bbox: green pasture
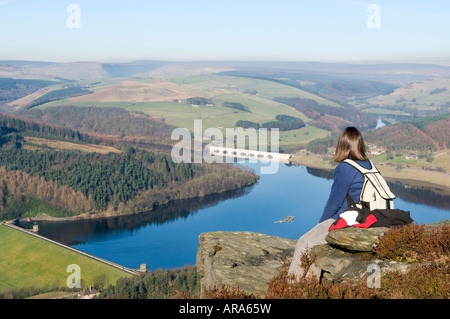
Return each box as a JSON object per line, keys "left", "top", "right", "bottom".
{"left": 35, "top": 74, "right": 341, "bottom": 151}
{"left": 168, "top": 75, "right": 342, "bottom": 107}
{"left": 278, "top": 125, "right": 330, "bottom": 152}
{"left": 37, "top": 74, "right": 339, "bottom": 128}
{"left": 0, "top": 224, "right": 133, "bottom": 293}
{"left": 363, "top": 77, "right": 450, "bottom": 110}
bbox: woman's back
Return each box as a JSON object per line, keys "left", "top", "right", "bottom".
{"left": 319, "top": 159, "right": 371, "bottom": 222}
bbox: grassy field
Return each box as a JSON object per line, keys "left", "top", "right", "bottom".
{"left": 38, "top": 74, "right": 326, "bottom": 126}
{"left": 168, "top": 75, "right": 342, "bottom": 107}
{"left": 366, "top": 77, "right": 450, "bottom": 107}
{"left": 278, "top": 126, "right": 330, "bottom": 152}
{"left": 124, "top": 96, "right": 309, "bottom": 131}
{"left": 360, "top": 77, "right": 450, "bottom": 118}
{"left": 23, "top": 136, "right": 121, "bottom": 154}
{"left": 33, "top": 74, "right": 338, "bottom": 151}
{"left": 0, "top": 224, "right": 134, "bottom": 293}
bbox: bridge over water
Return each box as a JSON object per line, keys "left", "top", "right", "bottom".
{"left": 206, "top": 145, "right": 291, "bottom": 163}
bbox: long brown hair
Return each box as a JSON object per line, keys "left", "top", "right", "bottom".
{"left": 334, "top": 127, "right": 368, "bottom": 163}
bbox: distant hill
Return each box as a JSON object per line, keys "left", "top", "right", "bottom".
{"left": 16, "top": 105, "right": 177, "bottom": 146}
{"left": 101, "top": 60, "right": 170, "bottom": 77}
{"left": 364, "top": 113, "right": 450, "bottom": 151}
{"left": 2, "top": 59, "right": 450, "bottom": 82}
{"left": 0, "top": 113, "right": 259, "bottom": 220}
{"left": 0, "top": 78, "right": 58, "bottom": 112}
{"left": 273, "top": 96, "right": 376, "bottom": 134}
{"left": 0, "top": 61, "right": 108, "bottom": 82}
{"left": 220, "top": 70, "right": 400, "bottom": 101}
{"left": 134, "top": 63, "right": 234, "bottom": 78}
{"left": 2, "top": 59, "right": 450, "bottom": 154}
{"left": 0, "top": 60, "right": 227, "bottom": 81}
{"left": 360, "top": 77, "right": 450, "bottom": 121}
{"left": 306, "top": 113, "right": 449, "bottom": 155}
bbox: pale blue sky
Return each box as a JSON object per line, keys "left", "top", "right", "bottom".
{"left": 1, "top": 0, "right": 449, "bottom": 63}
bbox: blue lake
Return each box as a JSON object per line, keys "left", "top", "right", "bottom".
{"left": 34, "top": 161, "right": 449, "bottom": 271}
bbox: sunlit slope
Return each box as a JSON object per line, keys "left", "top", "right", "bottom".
{"left": 168, "top": 75, "right": 342, "bottom": 106}
{"left": 0, "top": 224, "right": 133, "bottom": 292}
{"left": 360, "top": 77, "right": 450, "bottom": 119}
{"left": 30, "top": 75, "right": 337, "bottom": 150}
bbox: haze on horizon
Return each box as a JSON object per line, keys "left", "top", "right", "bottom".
{"left": 1, "top": 0, "right": 449, "bottom": 65}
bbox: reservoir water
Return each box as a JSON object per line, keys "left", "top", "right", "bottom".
{"left": 32, "top": 161, "right": 449, "bottom": 271}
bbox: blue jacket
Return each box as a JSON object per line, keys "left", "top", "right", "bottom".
{"left": 319, "top": 159, "right": 372, "bottom": 223}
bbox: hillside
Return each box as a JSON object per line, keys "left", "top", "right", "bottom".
{"left": 303, "top": 113, "right": 449, "bottom": 155}
{"left": 359, "top": 77, "right": 450, "bottom": 122}
{"left": 4, "top": 59, "right": 449, "bottom": 80}
{"left": 221, "top": 70, "right": 400, "bottom": 101}
{"left": 0, "top": 60, "right": 449, "bottom": 302}
{"left": 0, "top": 223, "right": 134, "bottom": 295}
{"left": 273, "top": 96, "right": 375, "bottom": 134}
{"left": 364, "top": 113, "right": 450, "bottom": 152}
{"left": 0, "top": 60, "right": 231, "bottom": 82}
{"left": 0, "top": 78, "right": 59, "bottom": 112}
{"left": 289, "top": 112, "right": 450, "bottom": 191}
{"left": 2, "top": 60, "right": 449, "bottom": 156}
{"left": 16, "top": 105, "right": 177, "bottom": 148}
{"left": 0, "top": 61, "right": 110, "bottom": 82}
{"left": 0, "top": 114, "right": 259, "bottom": 221}
{"left": 8, "top": 74, "right": 378, "bottom": 152}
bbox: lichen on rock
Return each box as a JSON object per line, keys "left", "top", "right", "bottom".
{"left": 196, "top": 227, "right": 420, "bottom": 297}
{"left": 196, "top": 231, "right": 296, "bottom": 296}
{"left": 325, "top": 227, "right": 390, "bottom": 252}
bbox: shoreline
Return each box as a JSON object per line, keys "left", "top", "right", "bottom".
{"left": 12, "top": 155, "right": 450, "bottom": 224}
{"left": 289, "top": 153, "right": 450, "bottom": 192}
{"left": 15, "top": 178, "right": 259, "bottom": 224}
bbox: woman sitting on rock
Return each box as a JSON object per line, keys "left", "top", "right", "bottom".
{"left": 288, "top": 126, "right": 372, "bottom": 280}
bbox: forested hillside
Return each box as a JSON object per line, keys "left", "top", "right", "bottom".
{"left": 273, "top": 97, "right": 376, "bottom": 134}
{"left": 16, "top": 105, "right": 176, "bottom": 145}
{"left": 0, "top": 78, "right": 58, "bottom": 111}
{"left": 0, "top": 112, "right": 98, "bottom": 144}
{"left": 26, "top": 87, "right": 93, "bottom": 108}
{"left": 306, "top": 113, "right": 449, "bottom": 154}
{"left": 0, "top": 114, "right": 259, "bottom": 221}
{"left": 364, "top": 113, "right": 450, "bottom": 151}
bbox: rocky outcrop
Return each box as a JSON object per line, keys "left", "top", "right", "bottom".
{"left": 325, "top": 227, "right": 390, "bottom": 252}
{"left": 307, "top": 242, "right": 414, "bottom": 283}
{"left": 307, "top": 227, "right": 415, "bottom": 282}
{"left": 196, "top": 227, "right": 417, "bottom": 296}
{"left": 196, "top": 231, "right": 296, "bottom": 296}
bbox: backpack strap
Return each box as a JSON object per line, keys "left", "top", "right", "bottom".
{"left": 346, "top": 193, "right": 370, "bottom": 211}
{"left": 346, "top": 193, "right": 357, "bottom": 207}
{"left": 343, "top": 159, "right": 378, "bottom": 174}
{"left": 343, "top": 159, "right": 396, "bottom": 201}
{"left": 343, "top": 159, "right": 366, "bottom": 209}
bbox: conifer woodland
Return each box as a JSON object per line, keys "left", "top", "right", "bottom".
{"left": 0, "top": 113, "right": 258, "bottom": 220}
